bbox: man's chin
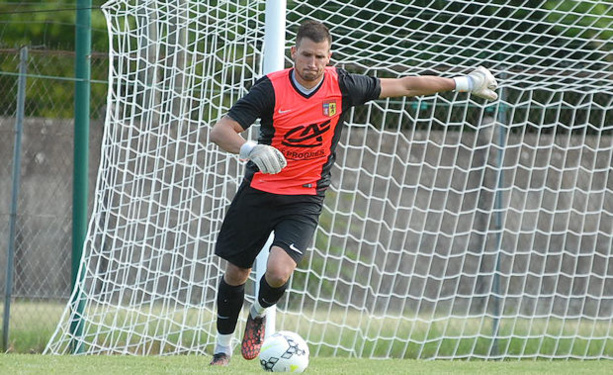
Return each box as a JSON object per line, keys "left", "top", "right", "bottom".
{"left": 301, "top": 73, "right": 320, "bottom": 81}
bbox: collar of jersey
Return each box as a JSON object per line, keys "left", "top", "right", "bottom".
{"left": 289, "top": 68, "right": 325, "bottom": 99}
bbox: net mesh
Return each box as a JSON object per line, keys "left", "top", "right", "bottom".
{"left": 46, "top": 0, "right": 613, "bottom": 359}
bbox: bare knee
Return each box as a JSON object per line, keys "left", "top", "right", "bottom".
{"left": 265, "top": 246, "right": 297, "bottom": 288}
{"left": 224, "top": 262, "right": 250, "bottom": 286}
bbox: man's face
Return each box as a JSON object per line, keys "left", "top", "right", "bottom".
{"left": 291, "top": 37, "right": 332, "bottom": 85}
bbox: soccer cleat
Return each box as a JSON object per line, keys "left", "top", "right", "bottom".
{"left": 241, "top": 314, "right": 266, "bottom": 360}
{"left": 209, "top": 353, "right": 230, "bottom": 366}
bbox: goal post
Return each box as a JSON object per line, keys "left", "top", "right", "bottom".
{"left": 46, "top": 0, "right": 613, "bottom": 359}
{"left": 255, "top": 0, "right": 288, "bottom": 339}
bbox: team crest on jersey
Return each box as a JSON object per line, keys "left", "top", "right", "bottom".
{"left": 322, "top": 100, "right": 337, "bottom": 117}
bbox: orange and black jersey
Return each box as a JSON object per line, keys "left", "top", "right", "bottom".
{"left": 228, "top": 66, "right": 381, "bottom": 196}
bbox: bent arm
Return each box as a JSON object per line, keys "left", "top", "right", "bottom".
{"left": 379, "top": 76, "right": 455, "bottom": 99}
{"left": 209, "top": 115, "right": 246, "bottom": 154}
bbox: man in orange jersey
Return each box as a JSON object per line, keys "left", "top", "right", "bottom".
{"left": 208, "top": 20, "right": 498, "bottom": 366}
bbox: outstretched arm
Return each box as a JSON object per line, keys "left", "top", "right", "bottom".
{"left": 379, "top": 66, "right": 498, "bottom": 101}
{"left": 379, "top": 76, "right": 455, "bottom": 98}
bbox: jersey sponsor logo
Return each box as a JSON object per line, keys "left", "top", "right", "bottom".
{"left": 284, "top": 149, "right": 326, "bottom": 160}
{"left": 282, "top": 120, "right": 331, "bottom": 148}
{"left": 278, "top": 109, "right": 292, "bottom": 114}
{"left": 322, "top": 100, "right": 337, "bottom": 117}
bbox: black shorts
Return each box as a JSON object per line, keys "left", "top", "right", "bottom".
{"left": 215, "top": 181, "right": 324, "bottom": 269}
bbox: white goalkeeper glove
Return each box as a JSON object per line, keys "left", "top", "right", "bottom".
{"left": 239, "top": 141, "right": 287, "bottom": 174}
{"left": 453, "top": 66, "right": 498, "bottom": 101}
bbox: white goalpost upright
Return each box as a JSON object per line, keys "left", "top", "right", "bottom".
{"left": 46, "top": 0, "right": 613, "bottom": 360}
{"left": 255, "top": 0, "right": 288, "bottom": 339}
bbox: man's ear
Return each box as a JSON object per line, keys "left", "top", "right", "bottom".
{"left": 290, "top": 45, "right": 296, "bottom": 60}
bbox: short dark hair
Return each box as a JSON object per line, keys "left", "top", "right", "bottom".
{"left": 296, "top": 20, "right": 332, "bottom": 47}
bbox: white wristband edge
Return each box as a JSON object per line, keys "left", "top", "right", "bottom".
{"left": 239, "top": 141, "right": 256, "bottom": 160}
{"left": 453, "top": 76, "right": 471, "bottom": 92}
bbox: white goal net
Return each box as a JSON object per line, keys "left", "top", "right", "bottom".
{"left": 46, "top": 0, "right": 613, "bottom": 359}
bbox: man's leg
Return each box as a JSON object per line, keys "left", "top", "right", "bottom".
{"left": 241, "top": 246, "right": 296, "bottom": 360}
{"left": 211, "top": 182, "right": 283, "bottom": 364}
{"left": 210, "top": 263, "right": 251, "bottom": 366}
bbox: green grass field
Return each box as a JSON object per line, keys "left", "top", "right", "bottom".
{"left": 1, "top": 354, "right": 613, "bottom": 374}
{"left": 12, "top": 300, "right": 610, "bottom": 358}
{"left": 3, "top": 301, "right": 613, "bottom": 374}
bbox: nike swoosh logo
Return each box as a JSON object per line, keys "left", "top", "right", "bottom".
{"left": 289, "top": 243, "right": 303, "bottom": 254}
{"left": 278, "top": 109, "right": 292, "bottom": 114}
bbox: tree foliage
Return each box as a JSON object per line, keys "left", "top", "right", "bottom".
{"left": 0, "top": 1, "right": 610, "bottom": 119}
{"left": 0, "top": 0, "right": 108, "bottom": 50}
{"left": 1, "top": 1, "right": 610, "bottom": 54}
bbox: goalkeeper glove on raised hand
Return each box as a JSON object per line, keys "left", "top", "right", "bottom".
{"left": 453, "top": 66, "right": 499, "bottom": 101}
{"left": 240, "top": 141, "right": 287, "bottom": 174}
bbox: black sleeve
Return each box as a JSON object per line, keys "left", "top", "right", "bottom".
{"left": 227, "top": 76, "right": 275, "bottom": 130}
{"left": 337, "top": 68, "right": 381, "bottom": 107}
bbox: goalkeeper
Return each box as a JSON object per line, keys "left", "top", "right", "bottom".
{"left": 209, "top": 20, "right": 498, "bottom": 366}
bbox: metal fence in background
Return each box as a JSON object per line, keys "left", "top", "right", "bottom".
{"left": 0, "top": 47, "right": 107, "bottom": 352}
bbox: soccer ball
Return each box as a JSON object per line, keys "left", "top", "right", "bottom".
{"left": 259, "top": 331, "right": 309, "bottom": 372}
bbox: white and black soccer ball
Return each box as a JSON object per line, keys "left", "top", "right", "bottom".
{"left": 259, "top": 331, "right": 309, "bottom": 372}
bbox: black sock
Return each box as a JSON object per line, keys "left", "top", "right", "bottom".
{"left": 258, "top": 276, "right": 288, "bottom": 309}
{"left": 216, "top": 277, "right": 245, "bottom": 334}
